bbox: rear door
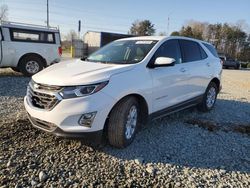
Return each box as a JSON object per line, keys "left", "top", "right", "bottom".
{"left": 149, "top": 39, "right": 190, "bottom": 112}
{"left": 179, "top": 39, "right": 211, "bottom": 98}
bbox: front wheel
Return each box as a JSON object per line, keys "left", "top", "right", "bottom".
{"left": 198, "top": 82, "right": 218, "bottom": 112}
{"left": 107, "top": 97, "right": 140, "bottom": 148}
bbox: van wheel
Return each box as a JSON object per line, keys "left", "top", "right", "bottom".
{"left": 198, "top": 82, "right": 218, "bottom": 112}
{"left": 11, "top": 67, "right": 20, "bottom": 72}
{"left": 19, "top": 55, "right": 44, "bottom": 76}
{"left": 107, "top": 97, "right": 140, "bottom": 148}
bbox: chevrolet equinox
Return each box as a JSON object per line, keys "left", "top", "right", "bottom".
{"left": 24, "top": 36, "right": 222, "bottom": 148}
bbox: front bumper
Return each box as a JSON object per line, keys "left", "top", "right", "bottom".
{"left": 24, "top": 91, "right": 116, "bottom": 136}
{"left": 27, "top": 112, "right": 103, "bottom": 141}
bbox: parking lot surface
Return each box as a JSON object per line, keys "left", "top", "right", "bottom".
{"left": 0, "top": 68, "right": 249, "bottom": 187}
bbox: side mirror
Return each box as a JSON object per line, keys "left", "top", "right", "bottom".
{"left": 154, "top": 57, "right": 175, "bottom": 67}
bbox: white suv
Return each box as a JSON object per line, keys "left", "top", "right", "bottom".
{"left": 24, "top": 36, "right": 222, "bottom": 148}
{"left": 0, "top": 22, "right": 62, "bottom": 76}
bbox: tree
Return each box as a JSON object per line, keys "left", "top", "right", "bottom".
{"left": 63, "top": 30, "right": 78, "bottom": 41}
{"left": 0, "top": 5, "right": 8, "bottom": 21}
{"left": 129, "top": 20, "right": 155, "bottom": 36}
{"left": 180, "top": 26, "right": 194, "bottom": 38}
{"left": 170, "top": 31, "right": 180, "bottom": 36}
{"left": 173, "top": 20, "right": 249, "bottom": 61}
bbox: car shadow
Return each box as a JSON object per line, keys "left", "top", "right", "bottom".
{"left": 102, "top": 99, "right": 250, "bottom": 173}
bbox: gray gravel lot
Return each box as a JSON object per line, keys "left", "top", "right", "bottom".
{"left": 0, "top": 68, "right": 250, "bottom": 187}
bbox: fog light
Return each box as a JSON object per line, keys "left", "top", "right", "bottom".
{"left": 78, "top": 112, "right": 97, "bottom": 127}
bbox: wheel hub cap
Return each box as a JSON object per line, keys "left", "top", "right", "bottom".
{"left": 125, "top": 105, "right": 138, "bottom": 140}
{"left": 26, "top": 61, "right": 39, "bottom": 74}
{"left": 206, "top": 87, "right": 216, "bottom": 108}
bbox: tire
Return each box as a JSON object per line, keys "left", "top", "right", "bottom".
{"left": 11, "top": 67, "right": 20, "bottom": 72}
{"left": 198, "top": 82, "right": 218, "bottom": 112}
{"left": 107, "top": 97, "right": 140, "bottom": 148}
{"left": 19, "top": 55, "right": 44, "bottom": 77}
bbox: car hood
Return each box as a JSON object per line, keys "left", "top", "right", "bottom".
{"left": 32, "top": 59, "right": 134, "bottom": 86}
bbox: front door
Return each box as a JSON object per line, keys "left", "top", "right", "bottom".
{"left": 149, "top": 39, "right": 190, "bottom": 113}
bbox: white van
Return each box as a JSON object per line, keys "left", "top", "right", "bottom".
{"left": 0, "top": 22, "right": 62, "bottom": 76}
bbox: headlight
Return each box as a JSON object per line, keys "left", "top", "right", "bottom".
{"left": 59, "top": 81, "right": 108, "bottom": 99}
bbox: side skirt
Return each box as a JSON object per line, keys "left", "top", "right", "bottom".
{"left": 149, "top": 95, "right": 203, "bottom": 121}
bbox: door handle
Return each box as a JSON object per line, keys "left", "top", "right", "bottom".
{"left": 206, "top": 63, "right": 211, "bottom": 67}
{"left": 180, "top": 67, "right": 186, "bottom": 72}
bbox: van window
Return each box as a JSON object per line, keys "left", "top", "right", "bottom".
{"left": 13, "top": 31, "right": 39, "bottom": 41}
{"left": 47, "top": 33, "right": 54, "bottom": 42}
{"left": 10, "top": 28, "right": 55, "bottom": 43}
{"left": 180, "top": 40, "right": 206, "bottom": 62}
{"left": 152, "top": 39, "right": 182, "bottom": 64}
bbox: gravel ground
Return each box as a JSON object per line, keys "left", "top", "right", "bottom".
{"left": 0, "top": 68, "right": 250, "bottom": 187}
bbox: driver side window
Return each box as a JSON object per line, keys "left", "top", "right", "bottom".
{"left": 152, "top": 39, "right": 182, "bottom": 64}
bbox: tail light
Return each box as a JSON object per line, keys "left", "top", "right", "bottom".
{"left": 58, "top": 46, "right": 62, "bottom": 56}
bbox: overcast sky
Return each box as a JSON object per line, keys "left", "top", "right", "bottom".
{"left": 2, "top": 0, "right": 250, "bottom": 36}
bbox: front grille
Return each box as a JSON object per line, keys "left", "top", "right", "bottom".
{"left": 27, "top": 81, "right": 62, "bottom": 111}
{"left": 28, "top": 114, "right": 57, "bottom": 132}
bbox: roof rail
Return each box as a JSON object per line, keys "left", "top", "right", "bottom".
{"left": 0, "top": 21, "right": 58, "bottom": 30}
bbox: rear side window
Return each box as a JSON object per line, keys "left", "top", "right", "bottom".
{"left": 203, "top": 43, "right": 219, "bottom": 58}
{"left": 180, "top": 40, "right": 207, "bottom": 62}
{"left": 152, "top": 39, "right": 182, "bottom": 64}
{"left": 10, "top": 28, "right": 55, "bottom": 44}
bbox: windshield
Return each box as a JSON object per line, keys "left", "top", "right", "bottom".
{"left": 86, "top": 40, "right": 158, "bottom": 64}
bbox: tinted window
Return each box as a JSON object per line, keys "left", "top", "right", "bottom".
{"left": 203, "top": 43, "right": 219, "bottom": 58}
{"left": 200, "top": 46, "right": 208, "bottom": 59}
{"left": 180, "top": 40, "right": 205, "bottom": 62}
{"left": 152, "top": 39, "right": 182, "bottom": 64}
{"left": 10, "top": 28, "right": 55, "bottom": 43}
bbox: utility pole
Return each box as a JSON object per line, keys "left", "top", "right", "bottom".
{"left": 47, "top": 0, "right": 49, "bottom": 27}
{"left": 167, "top": 12, "right": 173, "bottom": 36}
{"left": 167, "top": 17, "right": 170, "bottom": 36}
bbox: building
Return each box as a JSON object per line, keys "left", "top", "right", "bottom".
{"left": 83, "top": 31, "right": 132, "bottom": 56}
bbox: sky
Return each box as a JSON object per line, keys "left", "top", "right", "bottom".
{"left": 1, "top": 0, "right": 250, "bottom": 38}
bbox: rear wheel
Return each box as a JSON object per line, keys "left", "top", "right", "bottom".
{"left": 19, "top": 55, "right": 44, "bottom": 77}
{"left": 107, "top": 97, "right": 140, "bottom": 148}
{"left": 198, "top": 82, "right": 218, "bottom": 112}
